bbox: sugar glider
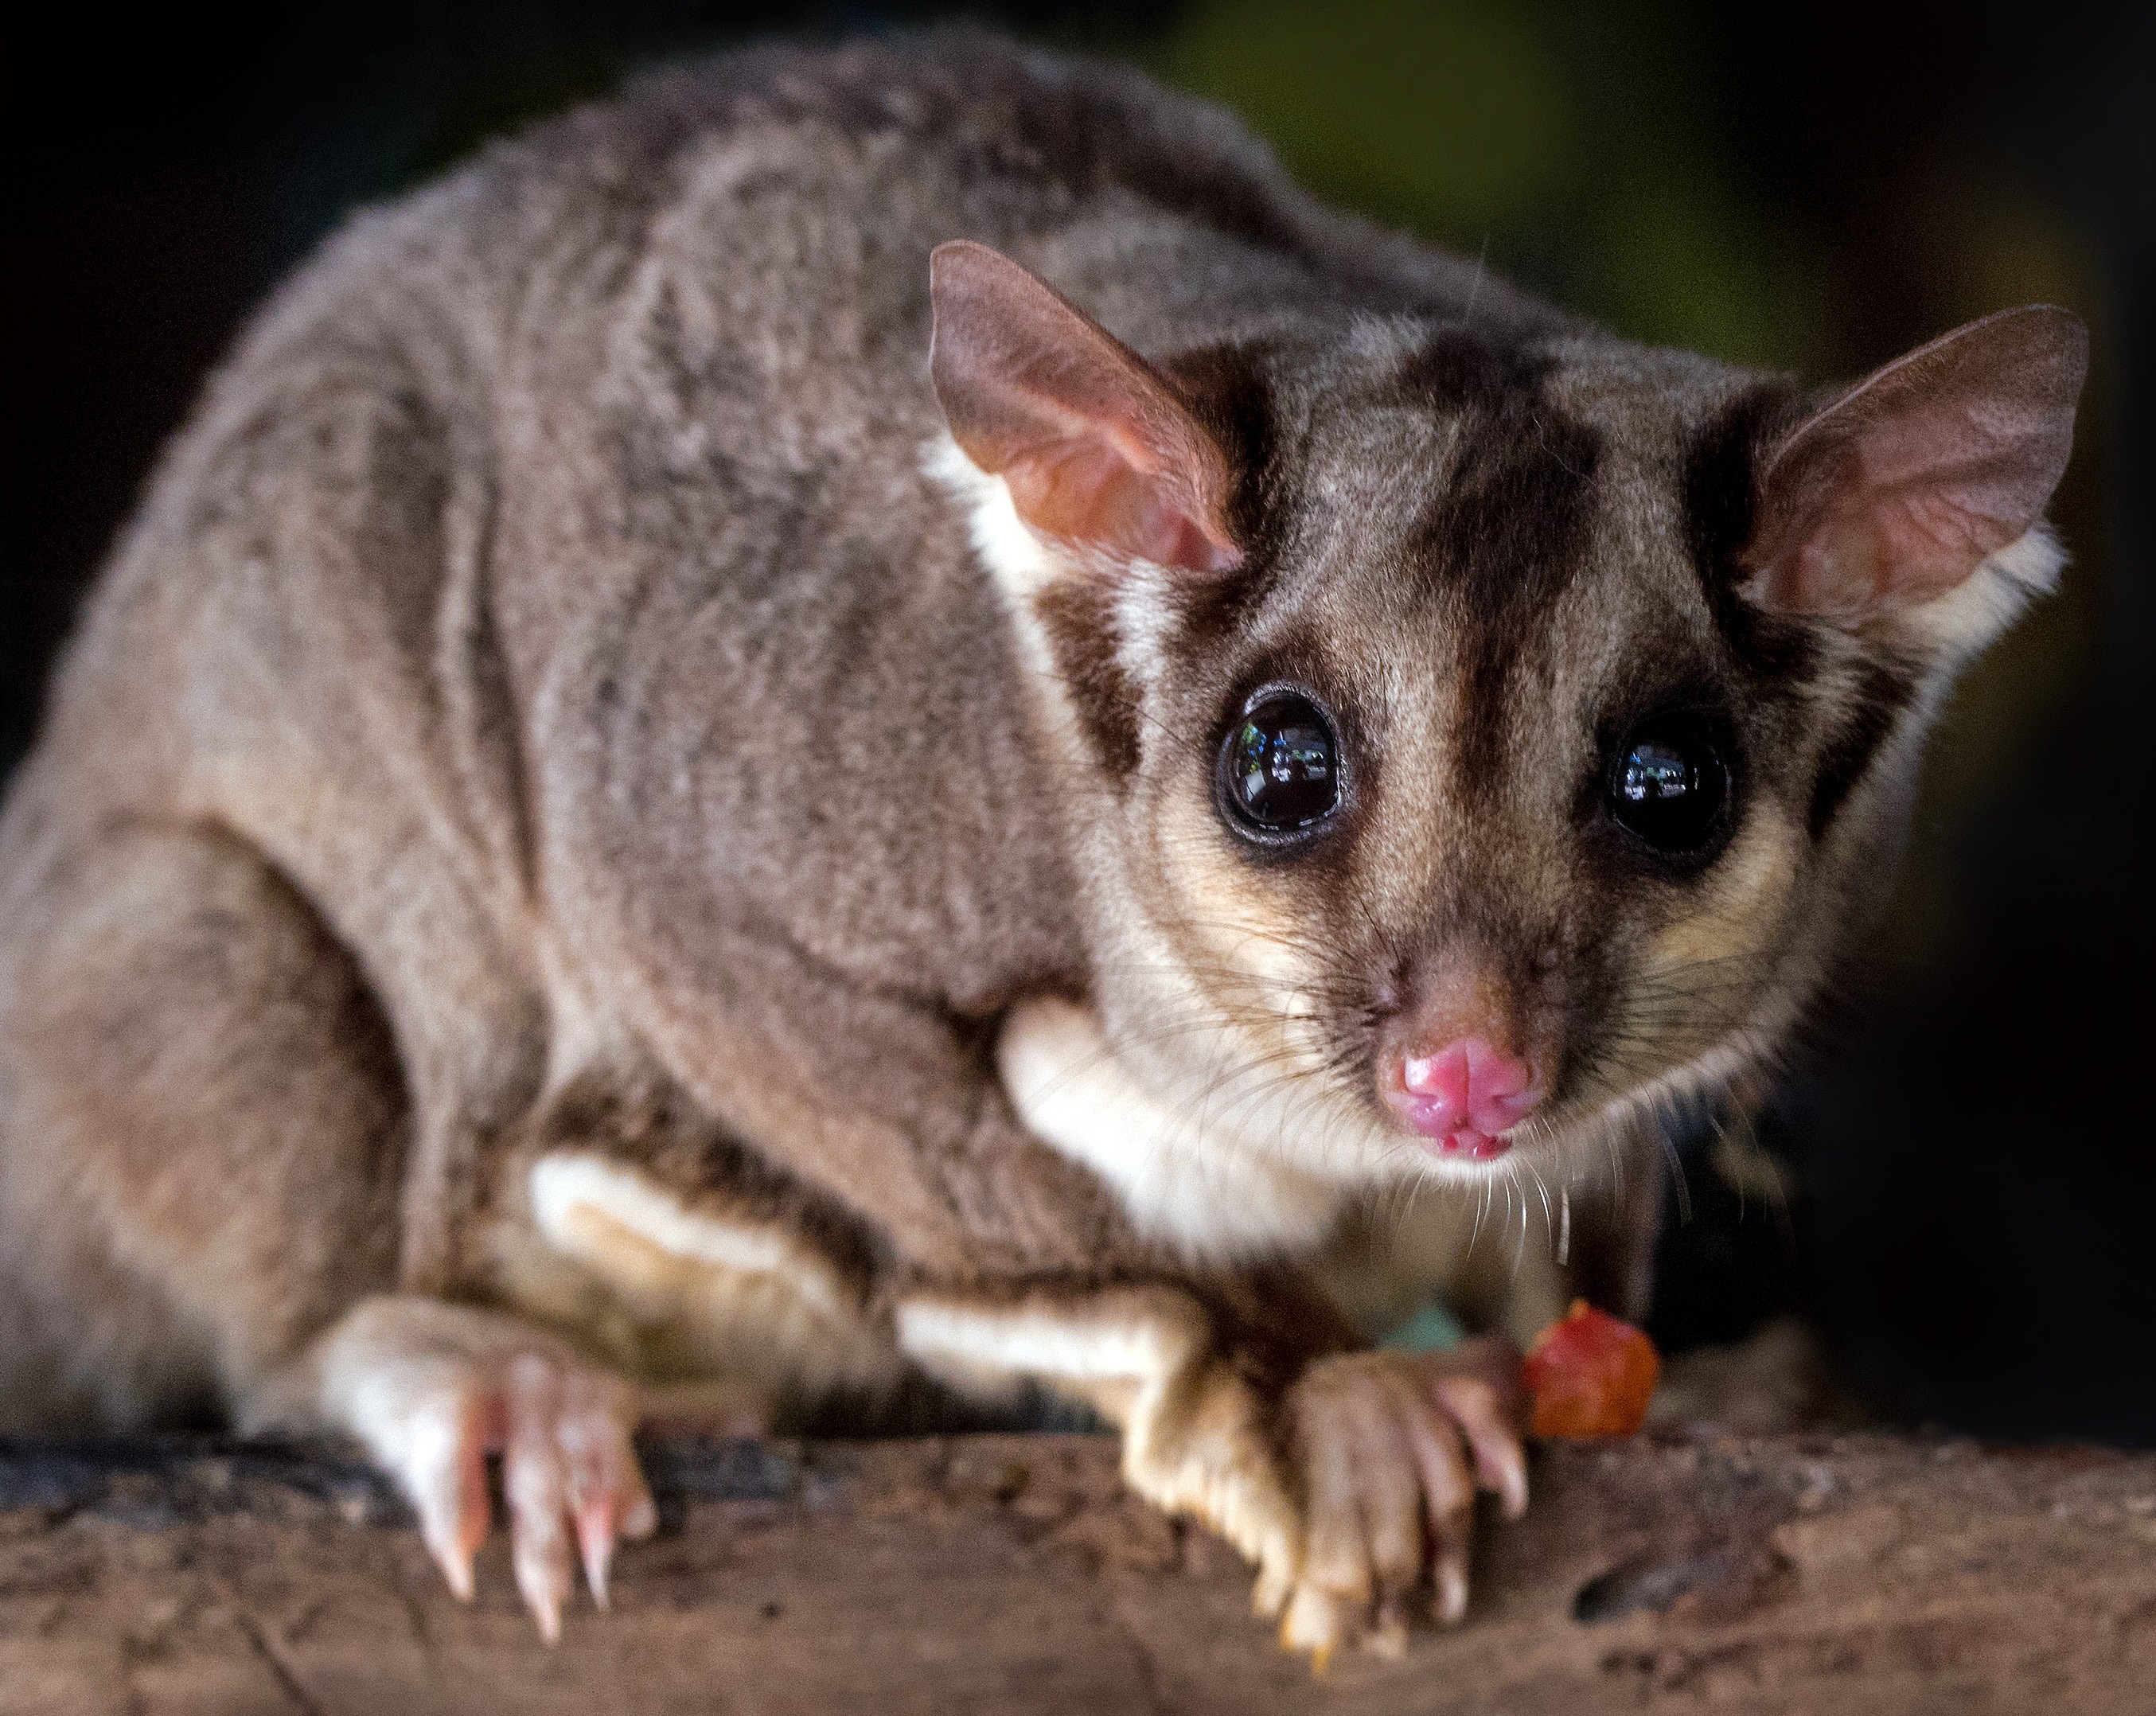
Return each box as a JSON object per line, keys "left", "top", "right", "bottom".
{"left": 0, "top": 31, "right": 2084, "bottom": 1656}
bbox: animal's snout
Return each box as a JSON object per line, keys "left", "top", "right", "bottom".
{"left": 1378, "top": 947, "right": 1547, "bottom": 1160}
{"left": 1399, "top": 1037, "right": 1539, "bottom": 1135}
{"left": 1387, "top": 1035, "right": 1542, "bottom": 1158}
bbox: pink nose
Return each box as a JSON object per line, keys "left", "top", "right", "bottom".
{"left": 1388, "top": 1037, "right": 1541, "bottom": 1158}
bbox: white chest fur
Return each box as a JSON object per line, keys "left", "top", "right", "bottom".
{"left": 996, "top": 996, "right": 1343, "bottom": 1261}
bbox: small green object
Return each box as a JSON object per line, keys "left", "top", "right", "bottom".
{"left": 1379, "top": 1300, "right": 1466, "bottom": 1354}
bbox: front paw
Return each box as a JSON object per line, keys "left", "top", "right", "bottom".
{"left": 898, "top": 1284, "right": 1526, "bottom": 1663}
{"left": 1270, "top": 1338, "right": 1528, "bottom": 1659}
{"left": 1127, "top": 1336, "right": 1527, "bottom": 1664}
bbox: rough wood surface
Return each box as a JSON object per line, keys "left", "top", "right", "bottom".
{"left": 2, "top": 1429, "right": 2152, "bottom": 1714}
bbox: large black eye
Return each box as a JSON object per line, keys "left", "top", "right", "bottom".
{"left": 1221, "top": 691, "right": 1342, "bottom": 836}
{"left": 1608, "top": 716, "right": 1729, "bottom": 855}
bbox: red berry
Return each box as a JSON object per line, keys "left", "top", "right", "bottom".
{"left": 1522, "top": 1300, "right": 1661, "bottom": 1438}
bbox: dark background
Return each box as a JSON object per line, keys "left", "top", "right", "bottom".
{"left": 6, "top": 2, "right": 2152, "bottom": 1441}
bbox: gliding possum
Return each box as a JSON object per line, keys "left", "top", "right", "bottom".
{"left": 0, "top": 33, "right": 2085, "bottom": 1656}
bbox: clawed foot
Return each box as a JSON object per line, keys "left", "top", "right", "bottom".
{"left": 310, "top": 1298, "right": 658, "bottom": 1639}
{"left": 1129, "top": 1333, "right": 1527, "bottom": 1667}
{"left": 1265, "top": 1338, "right": 1528, "bottom": 1662}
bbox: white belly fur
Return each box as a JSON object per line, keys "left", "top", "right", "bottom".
{"left": 996, "top": 995, "right": 1344, "bottom": 1261}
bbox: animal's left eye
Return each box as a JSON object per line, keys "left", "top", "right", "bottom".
{"left": 1221, "top": 691, "right": 1341, "bottom": 837}
{"left": 1607, "top": 715, "right": 1729, "bottom": 855}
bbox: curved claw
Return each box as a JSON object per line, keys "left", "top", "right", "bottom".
{"left": 401, "top": 1394, "right": 489, "bottom": 1603}
{"left": 320, "top": 1301, "right": 660, "bottom": 1638}
{"left": 1262, "top": 1342, "right": 1533, "bottom": 1663}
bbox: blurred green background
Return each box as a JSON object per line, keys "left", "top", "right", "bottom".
{"left": 7, "top": 0, "right": 2152, "bottom": 1438}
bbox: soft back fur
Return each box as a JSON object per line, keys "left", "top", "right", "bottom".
{"left": 0, "top": 30, "right": 2082, "bottom": 1658}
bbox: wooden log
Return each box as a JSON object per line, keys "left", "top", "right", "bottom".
{"left": 2, "top": 1429, "right": 2152, "bottom": 1714}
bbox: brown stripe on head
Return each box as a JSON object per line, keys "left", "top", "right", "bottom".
{"left": 1682, "top": 382, "right": 1819, "bottom": 689}
{"left": 1160, "top": 340, "right": 1291, "bottom": 660}
{"left": 1806, "top": 653, "right": 1919, "bottom": 839}
{"left": 1032, "top": 578, "right": 1143, "bottom": 784}
{"left": 1391, "top": 330, "right": 1606, "bottom": 809}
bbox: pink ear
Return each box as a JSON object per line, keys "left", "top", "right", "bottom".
{"left": 930, "top": 240, "right": 1242, "bottom": 574}
{"left": 1743, "top": 306, "right": 2088, "bottom": 620}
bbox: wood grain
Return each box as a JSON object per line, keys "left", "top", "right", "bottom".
{"left": 3, "top": 1430, "right": 2152, "bottom": 1714}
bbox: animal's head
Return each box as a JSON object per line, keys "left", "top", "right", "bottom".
{"left": 930, "top": 239, "right": 2084, "bottom": 1191}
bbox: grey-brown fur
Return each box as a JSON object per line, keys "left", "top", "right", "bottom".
{"left": 0, "top": 31, "right": 1543, "bottom": 1417}
{"left": 0, "top": 26, "right": 2079, "bottom": 1656}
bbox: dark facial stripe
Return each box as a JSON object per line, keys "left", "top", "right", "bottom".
{"left": 1164, "top": 341, "right": 1287, "bottom": 656}
{"left": 1683, "top": 384, "right": 1818, "bottom": 688}
{"left": 1397, "top": 333, "right": 1604, "bottom": 806}
{"left": 1390, "top": 327, "right": 1555, "bottom": 411}
{"left": 1033, "top": 578, "right": 1142, "bottom": 784}
{"left": 1174, "top": 342, "right": 1285, "bottom": 553}
{"left": 1807, "top": 654, "right": 1918, "bottom": 839}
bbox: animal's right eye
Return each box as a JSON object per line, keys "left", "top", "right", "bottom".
{"left": 1606, "top": 715, "right": 1730, "bottom": 856}
{"left": 1220, "top": 690, "right": 1342, "bottom": 837}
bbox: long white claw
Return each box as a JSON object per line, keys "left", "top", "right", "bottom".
{"left": 1434, "top": 1551, "right": 1469, "bottom": 1626}
{"left": 576, "top": 1503, "right": 616, "bottom": 1611}
{"left": 1434, "top": 1374, "right": 1530, "bottom": 1521}
{"left": 558, "top": 1371, "right": 651, "bottom": 1610}
{"left": 381, "top": 1396, "right": 484, "bottom": 1603}
{"left": 506, "top": 1359, "right": 574, "bottom": 1644}
{"left": 316, "top": 1301, "right": 661, "bottom": 1628}
{"left": 509, "top": 1489, "right": 571, "bottom": 1642}
{"left": 1280, "top": 1583, "right": 1344, "bottom": 1662}
{"left": 431, "top": 1521, "right": 478, "bottom": 1605}
{"left": 520, "top": 1572, "right": 565, "bottom": 1646}
{"left": 1495, "top": 1445, "right": 1530, "bottom": 1522}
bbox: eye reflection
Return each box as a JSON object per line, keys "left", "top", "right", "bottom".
{"left": 1222, "top": 692, "right": 1341, "bottom": 835}
{"left": 1607, "top": 715, "right": 1729, "bottom": 855}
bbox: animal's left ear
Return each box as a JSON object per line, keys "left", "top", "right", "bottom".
{"left": 930, "top": 240, "right": 1242, "bottom": 574}
{"left": 1743, "top": 306, "right": 2088, "bottom": 621}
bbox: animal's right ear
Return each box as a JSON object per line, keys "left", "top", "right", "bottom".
{"left": 930, "top": 240, "right": 1242, "bottom": 575}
